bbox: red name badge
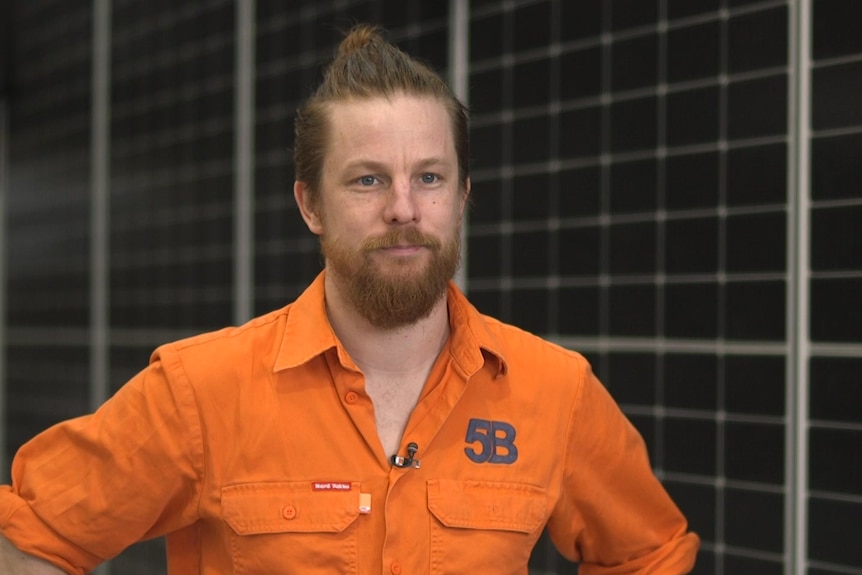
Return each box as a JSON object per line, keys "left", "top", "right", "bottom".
{"left": 312, "top": 482, "right": 352, "bottom": 492}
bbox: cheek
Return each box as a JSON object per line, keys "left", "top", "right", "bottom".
{"left": 442, "top": 202, "right": 465, "bottom": 227}
{"left": 322, "top": 217, "right": 366, "bottom": 245}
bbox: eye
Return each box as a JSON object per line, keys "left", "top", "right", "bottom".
{"left": 419, "top": 173, "right": 439, "bottom": 184}
{"left": 357, "top": 175, "right": 379, "bottom": 186}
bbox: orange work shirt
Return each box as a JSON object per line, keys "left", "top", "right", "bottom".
{"left": 1, "top": 271, "right": 699, "bottom": 574}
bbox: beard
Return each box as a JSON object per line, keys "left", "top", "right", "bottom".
{"left": 321, "top": 227, "right": 461, "bottom": 329}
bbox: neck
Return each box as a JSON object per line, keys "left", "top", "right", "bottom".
{"left": 323, "top": 271, "right": 451, "bottom": 376}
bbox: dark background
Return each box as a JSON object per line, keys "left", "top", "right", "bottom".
{"left": 1, "top": 1, "right": 860, "bottom": 574}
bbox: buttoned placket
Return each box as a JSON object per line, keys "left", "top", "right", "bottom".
{"left": 377, "top": 349, "right": 479, "bottom": 575}
{"left": 324, "top": 348, "right": 389, "bottom": 466}
{"left": 321, "top": 318, "right": 492, "bottom": 574}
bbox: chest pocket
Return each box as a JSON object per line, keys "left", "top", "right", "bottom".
{"left": 427, "top": 479, "right": 548, "bottom": 575}
{"left": 222, "top": 481, "right": 361, "bottom": 575}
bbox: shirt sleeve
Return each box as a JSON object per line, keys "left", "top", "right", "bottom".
{"left": 0, "top": 348, "right": 205, "bottom": 575}
{"left": 546, "top": 357, "right": 700, "bottom": 574}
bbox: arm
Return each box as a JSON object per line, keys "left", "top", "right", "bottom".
{"left": 0, "top": 350, "right": 204, "bottom": 573}
{"left": 548, "top": 358, "right": 699, "bottom": 574}
{"left": 0, "top": 533, "right": 67, "bottom": 575}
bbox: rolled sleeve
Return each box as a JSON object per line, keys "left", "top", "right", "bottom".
{"left": 1, "top": 486, "right": 98, "bottom": 574}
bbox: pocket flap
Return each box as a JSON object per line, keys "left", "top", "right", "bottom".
{"left": 222, "top": 481, "right": 360, "bottom": 535}
{"left": 427, "top": 479, "right": 547, "bottom": 533}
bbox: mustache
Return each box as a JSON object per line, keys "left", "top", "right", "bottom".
{"left": 363, "top": 228, "right": 442, "bottom": 251}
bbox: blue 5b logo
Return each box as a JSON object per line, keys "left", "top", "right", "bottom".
{"left": 464, "top": 418, "right": 519, "bottom": 464}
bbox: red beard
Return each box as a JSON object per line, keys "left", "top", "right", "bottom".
{"left": 321, "top": 227, "right": 461, "bottom": 329}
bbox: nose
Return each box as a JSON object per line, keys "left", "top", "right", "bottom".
{"left": 383, "top": 177, "right": 419, "bottom": 224}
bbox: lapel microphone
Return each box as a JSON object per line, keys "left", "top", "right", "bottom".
{"left": 390, "top": 442, "right": 421, "bottom": 468}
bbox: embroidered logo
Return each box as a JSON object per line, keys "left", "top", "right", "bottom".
{"left": 464, "top": 418, "right": 519, "bottom": 464}
{"left": 311, "top": 482, "right": 352, "bottom": 491}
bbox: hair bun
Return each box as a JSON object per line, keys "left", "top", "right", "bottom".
{"left": 337, "top": 24, "right": 384, "bottom": 57}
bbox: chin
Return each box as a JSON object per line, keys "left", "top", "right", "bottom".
{"left": 374, "top": 256, "right": 429, "bottom": 275}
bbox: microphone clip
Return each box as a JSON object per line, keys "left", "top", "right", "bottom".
{"left": 390, "top": 442, "right": 421, "bottom": 469}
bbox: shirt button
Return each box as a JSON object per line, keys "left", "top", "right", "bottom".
{"left": 282, "top": 505, "right": 297, "bottom": 520}
{"left": 345, "top": 391, "right": 360, "bottom": 404}
{"left": 390, "top": 560, "right": 402, "bottom": 575}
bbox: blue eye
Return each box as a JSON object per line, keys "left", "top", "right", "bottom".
{"left": 358, "top": 176, "right": 378, "bottom": 186}
{"left": 420, "top": 173, "right": 438, "bottom": 184}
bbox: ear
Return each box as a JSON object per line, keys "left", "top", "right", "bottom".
{"left": 459, "top": 177, "right": 471, "bottom": 219}
{"left": 294, "top": 181, "right": 324, "bottom": 235}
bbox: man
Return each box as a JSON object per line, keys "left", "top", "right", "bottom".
{"left": 1, "top": 25, "right": 699, "bottom": 574}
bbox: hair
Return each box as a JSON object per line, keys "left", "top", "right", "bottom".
{"left": 293, "top": 25, "right": 470, "bottom": 207}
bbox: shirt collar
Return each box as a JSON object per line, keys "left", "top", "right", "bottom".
{"left": 273, "top": 271, "right": 339, "bottom": 372}
{"left": 444, "top": 282, "right": 508, "bottom": 379}
{"left": 273, "top": 270, "right": 508, "bottom": 378}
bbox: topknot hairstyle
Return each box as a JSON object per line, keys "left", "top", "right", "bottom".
{"left": 293, "top": 24, "right": 470, "bottom": 205}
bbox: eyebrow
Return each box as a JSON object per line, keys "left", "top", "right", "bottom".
{"left": 341, "top": 157, "right": 453, "bottom": 174}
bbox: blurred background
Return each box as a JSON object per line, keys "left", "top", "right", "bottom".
{"left": 0, "top": 0, "right": 860, "bottom": 574}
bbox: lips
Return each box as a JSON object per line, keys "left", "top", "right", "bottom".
{"left": 379, "top": 244, "right": 425, "bottom": 254}
{"left": 364, "top": 230, "right": 440, "bottom": 252}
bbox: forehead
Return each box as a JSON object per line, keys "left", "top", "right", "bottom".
{"left": 323, "top": 95, "right": 455, "bottom": 168}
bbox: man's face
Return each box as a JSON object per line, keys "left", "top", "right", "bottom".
{"left": 297, "top": 94, "right": 468, "bottom": 329}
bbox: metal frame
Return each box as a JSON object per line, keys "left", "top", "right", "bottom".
{"left": 0, "top": 99, "right": 8, "bottom": 484}
{"left": 90, "top": 0, "right": 110, "bottom": 414}
{"left": 234, "top": 0, "right": 255, "bottom": 324}
{"left": 787, "top": 1, "right": 812, "bottom": 574}
{"left": 450, "top": 0, "right": 469, "bottom": 292}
